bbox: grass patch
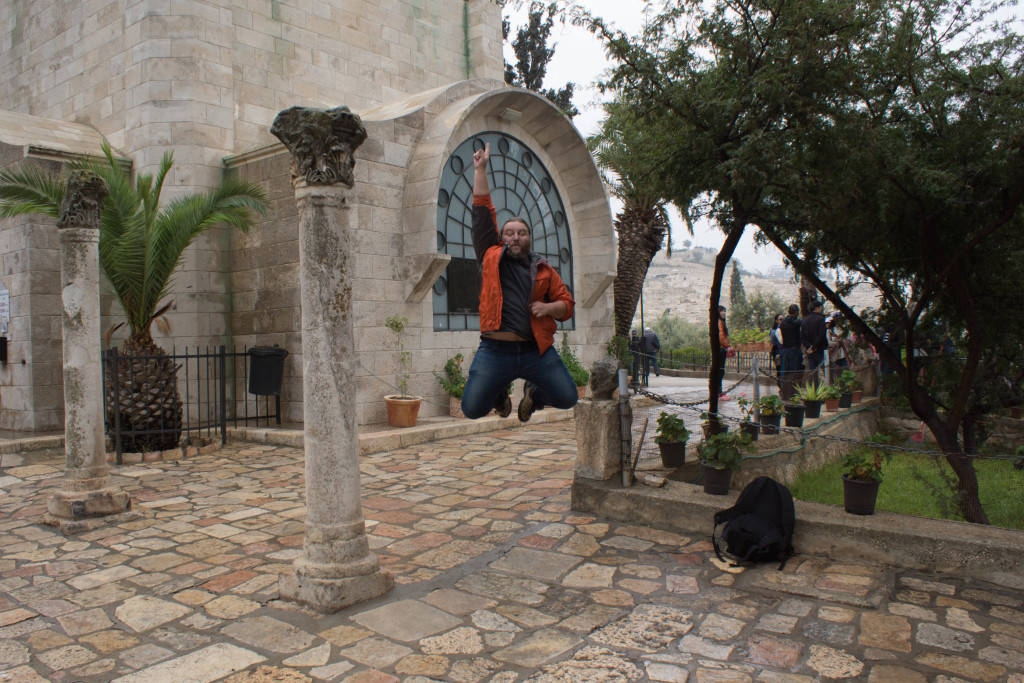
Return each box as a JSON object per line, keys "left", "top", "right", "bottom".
{"left": 789, "top": 453, "right": 1024, "bottom": 530}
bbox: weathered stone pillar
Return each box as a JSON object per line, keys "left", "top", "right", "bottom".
{"left": 271, "top": 106, "right": 393, "bottom": 612}
{"left": 573, "top": 358, "right": 629, "bottom": 481}
{"left": 43, "top": 170, "right": 135, "bottom": 533}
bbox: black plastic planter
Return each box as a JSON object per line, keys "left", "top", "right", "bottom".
{"left": 784, "top": 404, "right": 805, "bottom": 428}
{"left": 759, "top": 413, "right": 781, "bottom": 435}
{"left": 803, "top": 399, "right": 822, "bottom": 419}
{"left": 839, "top": 392, "right": 853, "bottom": 409}
{"left": 741, "top": 421, "right": 760, "bottom": 441}
{"left": 702, "top": 462, "right": 733, "bottom": 495}
{"left": 843, "top": 475, "right": 880, "bottom": 515}
{"left": 658, "top": 442, "right": 687, "bottom": 468}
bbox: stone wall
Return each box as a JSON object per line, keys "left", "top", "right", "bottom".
{"left": 225, "top": 81, "right": 616, "bottom": 426}
{"left": 733, "top": 401, "right": 882, "bottom": 489}
{"left": 880, "top": 408, "right": 1024, "bottom": 454}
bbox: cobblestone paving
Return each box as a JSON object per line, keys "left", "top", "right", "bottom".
{"left": 1, "top": 422, "right": 1024, "bottom": 682}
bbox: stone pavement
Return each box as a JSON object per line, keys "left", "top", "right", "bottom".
{"left": 1, "top": 422, "right": 1023, "bottom": 682}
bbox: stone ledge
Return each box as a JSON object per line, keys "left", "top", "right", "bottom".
{"left": 571, "top": 476, "right": 1024, "bottom": 590}
{"left": 228, "top": 407, "right": 575, "bottom": 456}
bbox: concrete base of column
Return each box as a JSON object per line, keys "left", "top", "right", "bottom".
{"left": 42, "top": 488, "right": 139, "bottom": 534}
{"left": 279, "top": 561, "right": 394, "bottom": 613}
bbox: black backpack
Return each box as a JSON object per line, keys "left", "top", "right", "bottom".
{"left": 712, "top": 476, "right": 795, "bottom": 569}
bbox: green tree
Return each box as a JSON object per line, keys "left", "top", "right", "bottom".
{"left": 650, "top": 310, "right": 709, "bottom": 351}
{"left": 727, "top": 262, "right": 747, "bottom": 331}
{"left": 0, "top": 143, "right": 268, "bottom": 450}
{"left": 589, "top": 100, "right": 673, "bottom": 337}
{"left": 574, "top": 0, "right": 1023, "bottom": 522}
{"left": 503, "top": 3, "right": 578, "bottom": 118}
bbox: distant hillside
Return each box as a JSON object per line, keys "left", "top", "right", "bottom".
{"left": 629, "top": 249, "right": 881, "bottom": 329}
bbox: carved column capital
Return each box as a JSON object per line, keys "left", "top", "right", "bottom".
{"left": 270, "top": 106, "right": 368, "bottom": 187}
{"left": 57, "top": 170, "right": 109, "bottom": 230}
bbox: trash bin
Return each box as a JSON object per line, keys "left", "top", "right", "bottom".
{"left": 248, "top": 346, "right": 289, "bottom": 396}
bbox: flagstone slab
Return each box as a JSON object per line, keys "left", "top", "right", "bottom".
{"left": 221, "top": 616, "right": 317, "bottom": 654}
{"left": 351, "top": 599, "right": 461, "bottom": 642}
{"left": 111, "top": 643, "right": 265, "bottom": 683}
{"left": 490, "top": 548, "right": 582, "bottom": 581}
{"left": 114, "top": 595, "right": 191, "bottom": 632}
{"left": 493, "top": 628, "right": 582, "bottom": 668}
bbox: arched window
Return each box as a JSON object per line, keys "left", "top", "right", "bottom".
{"left": 434, "top": 131, "right": 574, "bottom": 331}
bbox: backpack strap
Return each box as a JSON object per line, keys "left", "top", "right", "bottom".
{"left": 712, "top": 522, "right": 728, "bottom": 564}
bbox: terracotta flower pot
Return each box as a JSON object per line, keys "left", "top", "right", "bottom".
{"left": 852, "top": 390, "right": 863, "bottom": 403}
{"left": 842, "top": 475, "right": 880, "bottom": 515}
{"left": 577, "top": 385, "right": 587, "bottom": 399}
{"left": 658, "top": 441, "right": 686, "bottom": 468}
{"left": 385, "top": 395, "right": 421, "bottom": 428}
{"left": 702, "top": 462, "right": 733, "bottom": 495}
{"left": 825, "top": 398, "right": 840, "bottom": 411}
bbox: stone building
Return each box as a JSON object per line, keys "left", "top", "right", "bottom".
{"left": 0, "top": 1, "right": 614, "bottom": 431}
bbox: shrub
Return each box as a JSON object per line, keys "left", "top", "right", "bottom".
{"left": 655, "top": 412, "right": 690, "bottom": 443}
{"left": 434, "top": 353, "right": 467, "bottom": 398}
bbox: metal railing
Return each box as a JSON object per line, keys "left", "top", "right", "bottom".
{"left": 102, "top": 345, "right": 283, "bottom": 462}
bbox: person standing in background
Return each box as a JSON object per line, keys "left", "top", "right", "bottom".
{"left": 643, "top": 326, "right": 661, "bottom": 378}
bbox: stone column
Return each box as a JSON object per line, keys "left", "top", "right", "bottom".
{"left": 271, "top": 106, "right": 393, "bottom": 612}
{"left": 43, "top": 170, "right": 135, "bottom": 533}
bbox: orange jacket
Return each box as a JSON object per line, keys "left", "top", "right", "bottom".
{"left": 719, "top": 319, "right": 731, "bottom": 348}
{"left": 473, "top": 195, "right": 575, "bottom": 355}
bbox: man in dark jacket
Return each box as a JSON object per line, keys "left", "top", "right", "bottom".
{"left": 778, "top": 304, "right": 803, "bottom": 398}
{"left": 643, "top": 327, "right": 661, "bottom": 378}
{"left": 801, "top": 300, "right": 828, "bottom": 373}
{"left": 460, "top": 143, "right": 578, "bottom": 422}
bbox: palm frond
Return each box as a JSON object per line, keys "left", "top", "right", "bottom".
{"left": 0, "top": 165, "right": 64, "bottom": 219}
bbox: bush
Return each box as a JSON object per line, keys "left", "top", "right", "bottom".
{"left": 655, "top": 412, "right": 690, "bottom": 443}
{"left": 434, "top": 353, "right": 467, "bottom": 398}
{"left": 559, "top": 334, "right": 589, "bottom": 387}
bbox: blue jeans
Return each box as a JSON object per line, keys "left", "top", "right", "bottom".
{"left": 461, "top": 339, "right": 579, "bottom": 419}
{"left": 806, "top": 350, "right": 825, "bottom": 372}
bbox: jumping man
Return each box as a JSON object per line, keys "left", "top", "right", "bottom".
{"left": 460, "top": 143, "right": 579, "bottom": 422}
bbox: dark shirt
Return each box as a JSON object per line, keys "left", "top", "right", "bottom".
{"left": 472, "top": 202, "right": 536, "bottom": 341}
{"left": 779, "top": 315, "right": 802, "bottom": 348}
{"left": 801, "top": 312, "right": 827, "bottom": 352}
{"left": 643, "top": 331, "right": 660, "bottom": 353}
{"left": 497, "top": 256, "right": 533, "bottom": 340}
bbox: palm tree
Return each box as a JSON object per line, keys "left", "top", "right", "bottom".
{"left": 588, "top": 102, "right": 673, "bottom": 338}
{"left": 0, "top": 143, "right": 268, "bottom": 450}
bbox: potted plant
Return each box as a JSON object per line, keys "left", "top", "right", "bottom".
{"left": 837, "top": 370, "right": 856, "bottom": 408}
{"left": 699, "top": 431, "right": 754, "bottom": 495}
{"left": 785, "top": 396, "right": 805, "bottom": 428}
{"left": 841, "top": 434, "right": 892, "bottom": 515}
{"left": 434, "top": 352, "right": 467, "bottom": 417}
{"left": 560, "top": 333, "right": 590, "bottom": 398}
{"left": 758, "top": 395, "right": 784, "bottom": 435}
{"left": 823, "top": 383, "right": 842, "bottom": 411}
{"left": 384, "top": 314, "right": 421, "bottom": 427}
{"left": 655, "top": 411, "right": 690, "bottom": 468}
{"left": 736, "top": 397, "right": 759, "bottom": 441}
{"left": 700, "top": 411, "right": 728, "bottom": 437}
{"left": 795, "top": 382, "right": 828, "bottom": 419}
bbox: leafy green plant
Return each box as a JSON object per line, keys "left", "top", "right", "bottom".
{"left": 655, "top": 412, "right": 690, "bottom": 443}
{"left": 434, "top": 353, "right": 467, "bottom": 398}
{"left": 560, "top": 333, "right": 590, "bottom": 387}
{"left": 731, "top": 328, "right": 769, "bottom": 345}
{"left": 841, "top": 434, "right": 893, "bottom": 482}
{"left": 607, "top": 335, "right": 630, "bottom": 368}
{"left": 820, "top": 384, "right": 842, "bottom": 400}
{"left": 385, "top": 314, "right": 412, "bottom": 398}
{"left": 795, "top": 382, "right": 831, "bottom": 402}
{"left": 736, "top": 396, "right": 754, "bottom": 421}
{"left": 758, "top": 395, "right": 784, "bottom": 416}
{"left": 700, "top": 431, "right": 754, "bottom": 471}
{"left": 837, "top": 369, "right": 860, "bottom": 393}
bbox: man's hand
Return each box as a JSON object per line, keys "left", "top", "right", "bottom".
{"left": 473, "top": 142, "right": 489, "bottom": 169}
{"left": 530, "top": 300, "right": 567, "bottom": 319}
{"left": 473, "top": 143, "right": 490, "bottom": 196}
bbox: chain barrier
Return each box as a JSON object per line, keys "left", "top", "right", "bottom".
{"left": 636, "top": 386, "right": 1022, "bottom": 463}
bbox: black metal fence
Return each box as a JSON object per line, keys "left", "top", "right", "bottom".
{"left": 632, "top": 348, "right": 775, "bottom": 375}
{"left": 102, "top": 345, "right": 284, "bottom": 460}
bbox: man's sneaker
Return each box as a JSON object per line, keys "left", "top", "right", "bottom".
{"left": 494, "top": 392, "right": 512, "bottom": 418}
{"left": 518, "top": 382, "right": 537, "bottom": 422}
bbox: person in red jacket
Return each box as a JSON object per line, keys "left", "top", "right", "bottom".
{"left": 460, "top": 143, "right": 578, "bottom": 422}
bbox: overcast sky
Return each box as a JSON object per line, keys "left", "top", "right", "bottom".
{"left": 503, "top": 0, "right": 1022, "bottom": 275}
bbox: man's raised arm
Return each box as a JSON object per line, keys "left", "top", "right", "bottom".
{"left": 473, "top": 143, "right": 490, "bottom": 196}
